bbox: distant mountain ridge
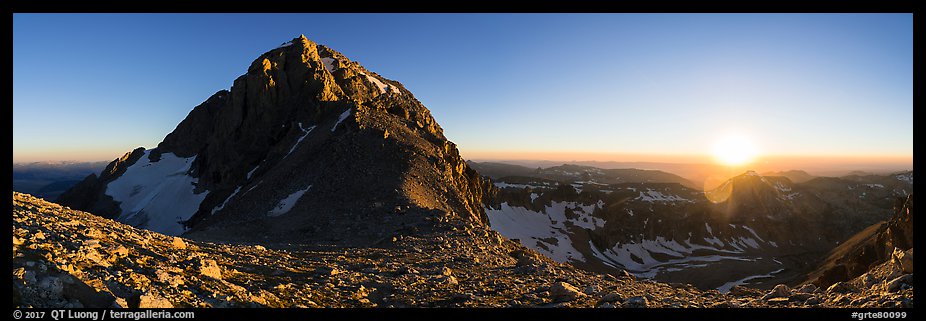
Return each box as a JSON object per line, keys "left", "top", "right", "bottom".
{"left": 468, "top": 161, "right": 696, "bottom": 189}
{"left": 761, "top": 170, "right": 815, "bottom": 183}
{"left": 484, "top": 169, "right": 912, "bottom": 291}
{"left": 12, "top": 161, "right": 108, "bottom": 201}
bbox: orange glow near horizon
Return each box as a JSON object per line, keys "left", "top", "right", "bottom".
{"left": 462, "top": 149, "right": 911, "bottom": 166}
{"left": 461, "top": 149, "right": 912, "bottom": 187}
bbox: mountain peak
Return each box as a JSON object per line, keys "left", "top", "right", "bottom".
{"left": 58, "top": 36, "right": 492, "bottom": 245}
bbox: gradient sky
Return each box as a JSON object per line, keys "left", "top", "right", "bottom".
{"left": 13, "top": 14, "right": 913, "bottom": 168}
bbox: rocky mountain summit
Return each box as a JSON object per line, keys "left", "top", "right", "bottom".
{"left": 58, "top": 35, "right": 490, "bottom": 245}
{"left": 13, "top": 192, "right": 911, "bottom": 308}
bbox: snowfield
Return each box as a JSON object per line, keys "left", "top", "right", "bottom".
{"left": 485, "top": 201, "right": 605, "bottom": 263}
{"left": 269, "top": 186, "right": 313, "bottom": 217}
{"left": 494, "top": 182, "right": 554, "bottom": 190}
{"left": 636, "top": 189, "right": 694, "bottom": 203}
{"left": 105, "top": 151, "right": 209, "bottom": 236}
{"left": 589, "top": 238, "right": 758, "bottom": 278}
{"left": 716, "top": 267, "right": 785, "bottom": 293}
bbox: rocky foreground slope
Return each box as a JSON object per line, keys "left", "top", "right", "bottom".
{"left": 12, "top": 192, "right": 912, "bottom": 308}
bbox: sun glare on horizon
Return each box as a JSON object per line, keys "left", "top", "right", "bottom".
{"left": 712, "top": 134, "right": 759, "bottom": 166}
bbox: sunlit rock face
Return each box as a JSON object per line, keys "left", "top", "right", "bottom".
{"left": 58, "top": 35, "right": 491, "bottom": 245}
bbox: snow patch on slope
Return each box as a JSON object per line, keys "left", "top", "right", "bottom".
{"left": 485, "top": 201, "right": 605, "bottom": 263}
{"left": 332, "top": 109, "right": 352, "bottom": 132}
{"left": 105, "top": 151, "right": 208, "bottom": 236}
{"left": 268, "top": 185, "right": 312, "bottom": 217}
{"left": 773, "top": 182, "right": 791, "bottom": 192}
{"left": 321, "top": 57, "right": 338, "bottom": 73}
{"left": 589, "top": 240, "right": 756, "bottom": 278}
{"left": 636, "top": 189, "right": 693, "bottom": 203}
{"left": 493, "top": 182, "right": 553, "bottom": 190}
{"left": 286, "top": 123, "right": 316, "bottom": 158}
{"left": 360, "top": 72, "right": 400, "bottom": 94}
{"left": 247, "top": 166, "right": 260, "bottom": 180}
{"left": 211, "top": 186, "right": 242, "bottom": 215}
{"left": 716, "top": 268, "right": 785, "bottom": 293}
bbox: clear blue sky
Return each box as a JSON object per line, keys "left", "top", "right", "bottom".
{"left": 13, "top": 14, "right": 912, "bottom": 166}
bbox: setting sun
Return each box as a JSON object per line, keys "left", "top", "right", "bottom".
{"left": 712, "top": 135, "right": 758, "bottom": 166}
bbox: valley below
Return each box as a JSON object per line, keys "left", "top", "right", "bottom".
{"left": 476, "top": 163, "right": 913, "bottom": 293}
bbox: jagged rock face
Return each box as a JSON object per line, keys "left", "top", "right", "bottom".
{"left": 56, "top": 148, "right": 146, "bottom": 219}
{"left": 805, "top": 194, "right": 913, "bottom": 288}
{"left": 57, "top": 35, "right": 491, "bottom": 244}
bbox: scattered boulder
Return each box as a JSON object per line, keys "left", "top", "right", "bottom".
{"left": 138, "top": 294, "right": 173, "bottom": 308}
{"left": 826, "top": 282, "right": 853, "bottom": 294}
{"left": 598, "top": 292, "right": 623, "bottom": 304}
{"left": 710, "top": 301, "right": 736, "bottom": 308}
{"left": 315, "top": 266, "right": 341, "bottom": 276}
{"left": 510, "top": 250, "right": 543, "bottom": 267}
{"left": 728, "top": 285, "right": 753, "bottom": 296}
{"left": 761, "top": 284, "right": 792, "bottom": 300}
{"left": 583, "top": 285, "right": 600, "bottom": 295}
{"left": 108, "top": 246, "right": 130, "bottom": 263}
{"left": 621, "top": 296, "right": 648, "bottom": 308}
{"left": 885, "top": 274, "right": 913, "bottom": 292}
{"left": 156, "top": 269, "right": 184, "bottom": 287}
{"left": 171, "top": 237, "right": 187, "bottom": 250}
{"left": 795, "top": 283, "right": 817, "bottom": 294}
{"left": 789, "top": 292, "right": 814, "bottom": 302}
{"left": 437, "top": 275, "right": 458, "bottom": 285}
{"left": 549, "top": 282, "right": 585, "bottom": 303}
{"left": 198, "top": 259, "right": 222, "bottom": 280}
{"left": 891, "top": 248, "right": 913, "bottom": 274}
